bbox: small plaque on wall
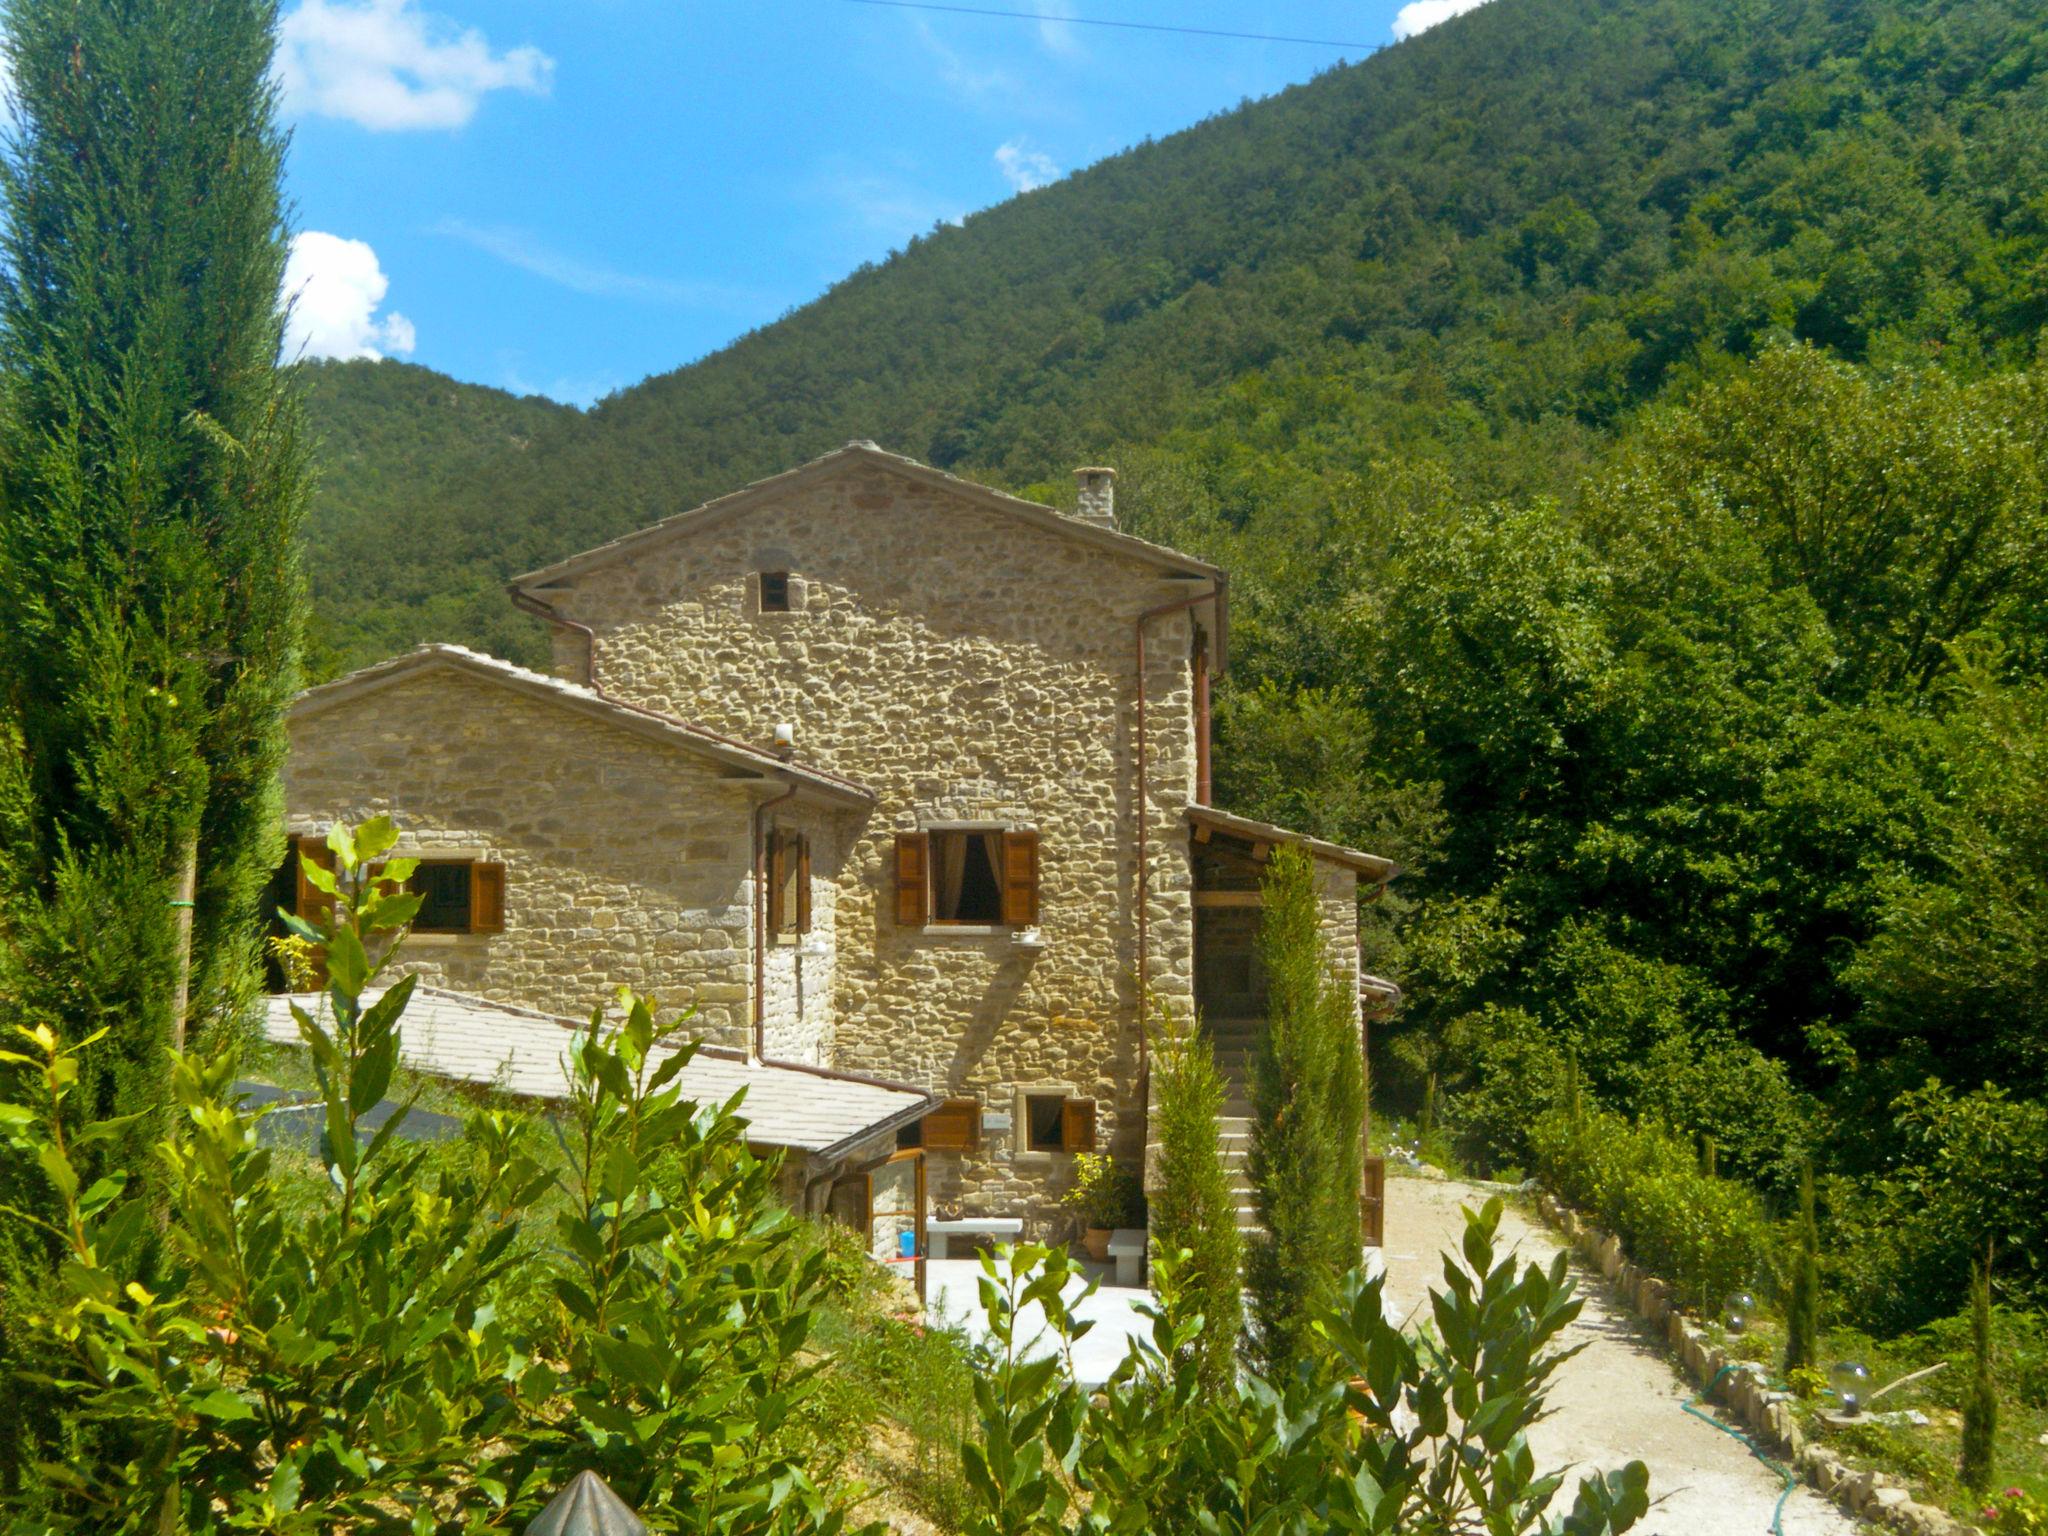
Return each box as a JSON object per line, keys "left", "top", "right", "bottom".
{"left": 983, "top": 1112, "right": 1014, "bottom": 1134}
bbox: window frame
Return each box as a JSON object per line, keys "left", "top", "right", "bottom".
{"left": 895, "top": 825, "right": 1040, "bottom": 931}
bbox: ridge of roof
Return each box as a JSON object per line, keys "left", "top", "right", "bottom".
{"left": 292, "top": 644, "right": 873, "bottom": 805}
{"left": 1186, "top": 804, "right": 1401, "bottom": 883}
{"left": 509, "top": 440, "right": 1225, "bottom": 592}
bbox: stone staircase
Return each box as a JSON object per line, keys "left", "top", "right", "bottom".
{"left": 1206, "top": 1016, "right": 1263, "bottom": 1233}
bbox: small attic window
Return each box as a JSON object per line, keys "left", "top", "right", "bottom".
{"left": 759, "top": 571, "right": 792, "bottom": 612}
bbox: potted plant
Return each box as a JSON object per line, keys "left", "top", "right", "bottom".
{"left": 1064, "top": 1153, "right": 1143, "bottom": 1262}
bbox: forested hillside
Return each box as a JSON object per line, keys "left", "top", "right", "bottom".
{"left": 299, "top": 358, "right": 573, "bottom": 671}
{"left": 301, "top": 0, "right": 2048, "bottom": 1350}
{"left": 302, "top": 0, "right": 2048, "bottom": 676}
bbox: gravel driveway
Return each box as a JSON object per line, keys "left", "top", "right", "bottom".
{"left": 1378, "top": 1173, "right": 1865, "bottom": 1536}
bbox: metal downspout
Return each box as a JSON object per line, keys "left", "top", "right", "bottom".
{"left": 1132, "top": 581, "right": 1219, "bottom": 1157}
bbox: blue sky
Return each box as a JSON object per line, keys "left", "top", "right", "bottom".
{"left": 277, "top": 0, "right": 1491, "bottom": 405}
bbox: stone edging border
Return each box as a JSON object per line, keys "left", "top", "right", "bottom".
{"left": 1530, "top": 1190, "right": 1983, "bottom": 1536}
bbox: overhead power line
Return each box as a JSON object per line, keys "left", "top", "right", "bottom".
{"left": 839, "top": 0, "right": 1384, "bottom": 51}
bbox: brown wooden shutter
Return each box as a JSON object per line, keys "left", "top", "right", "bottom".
{"left": 767, "top": 833, "right": 789, "bottom": 934}
{"left": 293, "top": 836, "right": 336, "bottom": 926}
{"left": 894, "top": 833, "right": 928, "bottom": 927}
{"left": 1361, "top": 1155, "right": 1386, "bottom": 1247}
{"left": 1001, "top": 829, "right": 1039, "bottom": 927}
{"left": 470, "top": 861, "right": 506, "bottom": 933}
{"left": 1061, "top": 1098, "right": 1097, "bottom": 1154}
{"left": 923, "top": 1098, "right": 981, "bottom": 1152}
{"left": 796, "top": 835, "right": 813, "bottom": 934}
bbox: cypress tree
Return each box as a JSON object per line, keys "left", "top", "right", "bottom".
{"left": 1148, "top": 1003, "right": 1244, "bottom": 1391}
{"left": 1959, "top": 1251, "right": 1997, "bottom": 1493}
{"left": 1783, "top": 1160, "right": 1821, "bottom": 1374}
{"left": 0, "top": 0, "right": 307, "bottom": 1486}
{"left": 1246, "top": 845, "right": 1365, "bottom": 1376}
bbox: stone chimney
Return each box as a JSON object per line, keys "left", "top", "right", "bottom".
{"left": 1074, "top": 466, "right": 1117, "bottom": 529}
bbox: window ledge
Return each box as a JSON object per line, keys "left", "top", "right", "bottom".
{"left": 403, "top": 933, "right": 476, "bottom": 948}
{"left": 919, "top": 926, "right": 1045, "bottom": 949}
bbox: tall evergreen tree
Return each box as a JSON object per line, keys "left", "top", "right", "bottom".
{"left": 1246, "top": 845, "right": 1365, "bottom": 1375}
{"left": 1959, "top": 1251, "right": 1997, "bottom": 1493}
{"left": 0, "top": 0, "right": 307, "bottom": 1486}
{"left": 1783, "top": 1161, "right": 1822, "bottom": 1375}
{"left": 1148, "top": 1003, "right": 1244, "bottom": 1391}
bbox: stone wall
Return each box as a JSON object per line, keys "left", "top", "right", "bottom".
{"left": 536, "top": 460, "right": 1206, "bottom": 1232}
{"left": 284, "top": 667, "right": 775, "bottom": 1050}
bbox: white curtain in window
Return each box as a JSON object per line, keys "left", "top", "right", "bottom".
{"left": 980, "top": 830, "right": 1003, "bottom": 899}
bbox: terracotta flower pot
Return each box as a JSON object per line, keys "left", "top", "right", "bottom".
{"left": 1082, "top": 1226, "right": 1112, "bottom": 1262}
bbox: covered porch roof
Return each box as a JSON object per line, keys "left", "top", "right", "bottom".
{"left": 262, "top": 987, "right": 932, "bottom": 1160}
{"left": 1185, "top": 804, "right": 1400, "bottom": 884}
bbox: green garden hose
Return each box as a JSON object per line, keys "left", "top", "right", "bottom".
{"left": 1681, "top": 1363, "right": 1799, "bottom": 1536}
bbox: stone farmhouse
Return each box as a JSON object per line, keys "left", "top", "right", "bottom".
{"left": 275, "top": 443, "right": 1399, "bottom": 1261}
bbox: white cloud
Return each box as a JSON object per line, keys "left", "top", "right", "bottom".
{"left": 282, "top": 231, "right": 416, "bottom": 360}
{"left": 1391, "top": 0, "right": 1493, "bottom": 40}
{"left": 912, "top": 20, "right": 1027, "bottom": 108}
{"left": 995, "top": 140, "right": 1059, "bottom": 194}
{"left": 1033, "top": 0, "right": 1083, "bottom": 58}
{"left": 277, "top": 0, "right": 552, "bottom": 131}
{"left": 434, "top": 220, "right": 758, "bottom": 309}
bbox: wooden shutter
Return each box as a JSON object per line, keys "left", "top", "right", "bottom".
{"left": 1001, "top": 829, "right": 1039, "bottom": 927}
{"left": 469, "top": 861, "right": 506, "bottom": 933}
{"left": 923, "top": 1098, "right": 981, "bottom": 1152}
{"left": 767, "top": 832, "right": 789, "bottom": 934}
{"left": 1361, "top": 1155, "right": 1386, "bottom": 1247}
{"left": 796, "top": 835, "right": 813, "bottom": 934}
{"left": 894, "top": 833, "right": 928, "bottom": 927}
{"left": 1061, "top": 1097, "right": 1097, "bottom": 1154}
{"left": 293, "top": 836, "right": 336, "bottom": 926}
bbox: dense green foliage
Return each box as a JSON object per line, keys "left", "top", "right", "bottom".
{"left": 1245, "top": 846, "right": 1365, "bottom": 1375}
{"left": 958, "top": 1202, "right": 1649, "bottom": 1536}
{"left": 0, "top": 821, "right": 878, "bottom": 1533}
{"left": 1530, "top": 1104, "right": 1775, "bottom": 1313}
{"left": 1143, "top": 1008, "right": 1243, "bottom": 1394}
{"left": 0, "top": 0, "right": 308, "bottom": 1493}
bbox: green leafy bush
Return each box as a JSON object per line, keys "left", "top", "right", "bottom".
{"left": 1531, "top": 1103, "right": 1775, "bottom": 1312}
{"left": 0, "top": 818, "right": 878, "bottom": 1534}
{"left": 957, "top": 1198, "right": 1651, "bottom": 1535}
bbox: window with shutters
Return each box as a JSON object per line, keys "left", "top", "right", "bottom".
{"left": 768, "top": 829, "right": 811, "bottom": 936}
{"left": 1023, "top": 1092, "right": 1095, "bottom": 1154}
{"left": 895, "top": 827, "right": 1039, "bottom": 928}
{"left": 393, "top": 858, "right": 507, "bottom": 936}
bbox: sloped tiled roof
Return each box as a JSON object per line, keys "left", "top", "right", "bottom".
{"left": 263, "top": 987, "right": 931, "bottom": 1159}
{"left": 291, "top": 644, "right": 872, "bottom": 806}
